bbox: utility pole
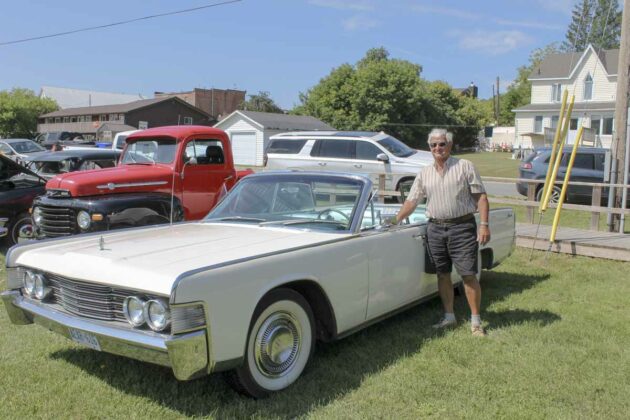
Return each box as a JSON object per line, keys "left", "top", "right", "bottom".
{"left": 611, "top": 0, "right": 630, "bottom": 231}
{"left": 496, "top": 77, "right": 501, "bottom": 124}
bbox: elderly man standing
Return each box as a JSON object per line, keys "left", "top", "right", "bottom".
{"left": 394, "top": 128, "right": 490, "bottom": 336}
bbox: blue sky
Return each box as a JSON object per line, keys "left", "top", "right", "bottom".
{"left": 0, "top": 0, "right": 578, "bottom": 109}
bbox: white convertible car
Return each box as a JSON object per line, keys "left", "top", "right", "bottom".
{"left": 2, "top": 172, "right": 515, "bottom": 397}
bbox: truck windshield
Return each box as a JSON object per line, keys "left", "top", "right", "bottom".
{"left": 121, "top": 138, "right": 177, "bottom": 164}
{"left": 376, "top": 136, "right": 416, "bottom": 158}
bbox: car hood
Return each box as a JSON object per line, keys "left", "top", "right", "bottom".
{"left": 45, "top": 164, "right": 174, "bottom": 197}
{"left": 391, "top": 150, "right": 433, "bottom": 166}
{"left": 0, "top": 153, "right": 47, "bottom": 183}
{"left": 14, "top": 223, "right": 349, "bottom": 295}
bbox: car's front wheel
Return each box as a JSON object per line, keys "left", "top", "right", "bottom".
{"left": 6, "top": 212, "right": 33, "bottom": 246}
{"left": 225, "top": 288, "right": 315, "bottom": 398}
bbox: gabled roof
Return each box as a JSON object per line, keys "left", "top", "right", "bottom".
{"left": 40, "top": 86, "right": 145, "bottom": 109}
{"left": 40, "top": 97, "right": 211, "bottom": 118}
{"left": 529, "top": 44, "right": 619, "bottom": 80}
{"left": 216, "top": 110, "right": 335, "bottom": 131}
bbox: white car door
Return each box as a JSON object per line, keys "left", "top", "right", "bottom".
{"left": 354, "top": 140, "right": 394, "bottom": 190}
{"left": 357, "top": 208, "right": 432, "bottom": 320}
{"left": 310, "top": 139, "right": 354, "bottom": 173}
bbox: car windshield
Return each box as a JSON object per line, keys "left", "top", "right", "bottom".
{"left": 377, "top": 136, "right": 416, "bottom": 158}
{"left": 121, "top": 137, "right": 177, "bottom": 164}
{"left": 12, "top": 141, "right": 44, "bottom": 154}
{"left": 205, "top": 174, "right": 366, "bottom": 232}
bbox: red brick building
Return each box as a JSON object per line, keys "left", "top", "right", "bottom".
{"left": 154, "top": 88, "right": 246, "bottom": 121}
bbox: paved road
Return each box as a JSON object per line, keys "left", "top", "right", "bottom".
{"left": 484, "top": 181, "right": 521, "bottom": 198}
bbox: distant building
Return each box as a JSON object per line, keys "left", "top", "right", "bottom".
{"left": 38, "top": 97, "right": 212, "bottom": 140}
{"left": 154, "top": 88, "right": 246, "bottom": 121}
{"left": 39, "top": 86, "right": 145, "bottom": 109}
{"left": 456, "top": 82, "right": 478, "bottom": 98}
{"left": 214, "top": 110, "right": 335, "bottom": 166}
{"left": 513, "top": 44, "right": 618, "bottom": 149}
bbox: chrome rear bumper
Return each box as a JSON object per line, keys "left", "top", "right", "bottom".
{"left": 1, "top": 290, "right": 209, "bottom": 380}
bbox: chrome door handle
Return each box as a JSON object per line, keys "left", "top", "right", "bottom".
{"left": 318, "top": 162, "right": 327, "bottom": 166}
{"left": 354, "top": 164, "right": 362, "bottom": 168}
{"left": 224, "top": 175, "right": 234, "bottom": 181}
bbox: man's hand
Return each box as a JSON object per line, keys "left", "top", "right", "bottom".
{"left": 381, "top": 216, "right": 397, "bottom": 226}
{"left": 478, "top": 225, "right": 491, "bottom": 245}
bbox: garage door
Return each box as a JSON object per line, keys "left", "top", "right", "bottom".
{"left": 230, "top": 132, "right": 257, "bottom": 165}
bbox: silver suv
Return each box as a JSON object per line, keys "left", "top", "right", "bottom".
{"left": 264, "top": 131, "right": 432, "bottom": 198}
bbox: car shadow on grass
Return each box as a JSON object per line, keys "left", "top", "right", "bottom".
{"left": 49, "top": 270, "right": 553, "bottom": 418}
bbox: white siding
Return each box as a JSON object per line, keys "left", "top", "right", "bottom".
{"left": 216, "top": 116, "right": 265, "bottom": 166}
{"left": 531, "top": 82, "right": 551, "bottom": 104}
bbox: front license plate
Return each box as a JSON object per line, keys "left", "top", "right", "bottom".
{"left": 68, "top": 328, "right": 101, "bottom": 351}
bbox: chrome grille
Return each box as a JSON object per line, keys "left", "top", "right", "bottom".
{"left": 47, "top": 273, "right": 128, "bottom": 321}
{"left": 37, "top": 205, "right": 76, "bottom": 237}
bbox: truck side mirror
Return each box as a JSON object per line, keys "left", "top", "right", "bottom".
{"left": 181, "top": 157, "right": 198, "bottom": 180}
{"left": 376, "top": 153, "right": 389, "bottom": 163}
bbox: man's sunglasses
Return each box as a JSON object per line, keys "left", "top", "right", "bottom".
{"left": 430, "top": 142, "right": 447, "bottom": 148}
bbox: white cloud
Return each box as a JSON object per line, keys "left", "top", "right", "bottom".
{"left": 453, "top": 30, "right": 533, "bottom": 55}
{"left": 411, "top": 5, "right": 480, "bottom": 20}
{"left": 342, "top": 15, "right": 380, "bottom": 31}
{"left": 308, "top": 0, "right": 375, "bottom": 11}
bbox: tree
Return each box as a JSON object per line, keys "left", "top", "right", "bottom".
{"left": 0, "top": 88, "right": 58, "bottom": 138}
{"left": 238, "top": 91, "right": 283, "bottom": 113}
{"left": 561, "top": 0, "right": 621, "bottom": 52}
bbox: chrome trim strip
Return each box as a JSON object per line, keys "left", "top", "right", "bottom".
{"left": 96, "top": 181, "right": 168, "bottom": 190}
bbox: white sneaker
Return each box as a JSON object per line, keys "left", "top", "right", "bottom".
{"left": 432, "top": 317, "right": 457, "bottom": 329}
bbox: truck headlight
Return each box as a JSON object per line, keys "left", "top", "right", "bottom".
{"left": 23, "top": 270, "right": 37, "bottom": 296}
{"left": 34, "top": 274, "right": 51, "bottom": 300}
{"left": 77, "top": 211, "right": 91, "bottom": 230}
{"left": 32, "top": 207, "right": 43, "bottom": 225}
{"left": 123, "top": 296, "right": 146, "bottom": 327}
{"left": 144, "top": 299, "right": 171, "bottom": 332}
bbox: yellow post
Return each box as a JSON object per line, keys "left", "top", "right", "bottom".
{"left": 549, "top": 125, "right": 584, "bottom": 242}
{"left": 538, "top": 89, "right": 568, "bottom": 212}
{"left": 541, "top": 95, "right": 575, "bottom": 212}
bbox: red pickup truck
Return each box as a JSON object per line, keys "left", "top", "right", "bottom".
{"left": 31, "top": 126, "right": 253, "bottom": 238}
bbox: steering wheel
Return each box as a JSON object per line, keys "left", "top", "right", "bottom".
{"left": 316, "top": 208, "right": 350, "bottom": 222}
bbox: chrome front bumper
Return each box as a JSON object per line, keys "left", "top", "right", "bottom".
{"left": 1, "top": 290, "right": 209, "bottom": 380}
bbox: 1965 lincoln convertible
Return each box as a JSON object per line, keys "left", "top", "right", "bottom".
{"left": 2, "top": 172, "right": 515, "bottom": 397}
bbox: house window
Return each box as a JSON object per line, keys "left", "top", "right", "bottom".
{"left": 63, "top": 117, "right": 70, "bottom": 123}
{"left": 99, "top": 114, "right": 107, "bottom": 122}
{"left": 591, "top": 115, "right": 601, "bottom": 135}
{"left": 551, "top": 116, "right": 559, "bottom": 129}
{"left": 552, "top": 83, "right": 561, "bottom": 102}
{"left": 603, "top": 117, "right": 614, "bottom": 135}
{"left": 584, "top": 74, "right": 593, "bottom": 100}
{"left": 183, "top": 116, "right": 193, "bottom": 125}
{"left": 55, "top": 117, "right": 61, "bottom": 123}
{"left": 534, "top": 116, "right": 543, "bottom": 133}
{"left": 570, "top": 118, "right": 578, "bottom": 130}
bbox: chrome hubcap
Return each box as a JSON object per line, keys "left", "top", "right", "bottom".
{"left": 254, "top": 312, "right": 301, "bottom": 377}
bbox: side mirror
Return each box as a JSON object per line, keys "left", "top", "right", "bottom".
{"left": 181, "top": 156, "right": 198, "bottom": 180}
{"left": 376, "top": 153, "right": 389, "bottom": 163}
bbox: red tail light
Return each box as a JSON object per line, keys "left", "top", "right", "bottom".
{"left": 521, "top": 163, "right": 532, "bottom": 169}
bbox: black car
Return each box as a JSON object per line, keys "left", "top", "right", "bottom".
{"left": 0, "top": 154, "right": 47, "bottom": 246}
{"left": 516, "top": 147, "right": 608, "bottom": 203}
{"left": 23, "top": 148, "right": 121, "bottom": 179}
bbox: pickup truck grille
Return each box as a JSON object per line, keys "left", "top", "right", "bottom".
{"left": 47, "top": 273, "right": 126, "bottom": 321}
{"left": 37, "top": 205, "right": 76, "bottom": 237}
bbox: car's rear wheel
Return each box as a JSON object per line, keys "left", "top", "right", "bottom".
{"left": 536, "top": 186, "right": 561, "bottom": 204}
{"left": 225, "top": 288, "right": 315, "bottom": 398}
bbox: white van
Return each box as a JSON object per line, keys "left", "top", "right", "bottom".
{"left": 264, "top": 131, "right": 432, "bottom": 199}
{"left": 112, "top": 130, "right": 142, "bottom": 150}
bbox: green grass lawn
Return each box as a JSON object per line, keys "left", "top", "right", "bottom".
{"left": 2, "top": 247, "right": 630, "bottom": 418}
{"left": 455, "top": 151, "right": 521, "bottom": 178}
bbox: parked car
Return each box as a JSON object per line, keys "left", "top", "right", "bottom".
{"left": 264, "top": 131, "right": 433, "bottom": 200}
{"left": 22, "top": 149, "right": 121, "bottom": 180}
{"left": 35, "top": 132, "right": 85, "bottom": 149}
{"left": 0, "top": 139, "right": 46, "bottom": 164}
{"left": 516, "top": 147, "right": 609, "bottom": 203}
{"left": 0, "top": 154, "right": 47, "bottom": 246}
{"left": 30, "top": 126, "right": 253, "bottom": 239}
{"left": 2, "top": 171, "right": 515, "bottom": 397}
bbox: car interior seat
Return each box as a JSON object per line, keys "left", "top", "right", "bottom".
{"left": 205, "top": 145, "right": 224, "bottom": 164}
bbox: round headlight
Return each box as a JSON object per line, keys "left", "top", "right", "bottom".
{"left": 144, "top": 299, "right": 171, "bottom": 332}
{"left": 32, "top": 207, "right": 43, "bottom": 225}
{"left": 123, "top": 296, "right": 146, "bottom": 327}
{"left": 77, "top": 211, "right": 91, "bottom": 230}
{"left": 23, "top": 270, "right": 37, "bottom": 296}
{"left": 34, "top": 273, "right": 51, "bottom": 300}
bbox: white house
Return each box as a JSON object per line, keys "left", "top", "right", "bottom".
{"left": 214, "top": 110, "right": 334, "bottom": 166}
{"left": 513, "top": 45, "right": 618, "bottom": 150}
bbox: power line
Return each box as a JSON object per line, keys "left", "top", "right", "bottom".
{"left": 0, "top": 0, "right": 242, "bottom": 47}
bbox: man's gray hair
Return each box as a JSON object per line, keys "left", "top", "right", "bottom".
{"left": 427, "top": 128, "right": 453, "bottom": 145}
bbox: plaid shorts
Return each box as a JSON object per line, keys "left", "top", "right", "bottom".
{"left": 426, "top": 219, "right": 479, "bottom": 276}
